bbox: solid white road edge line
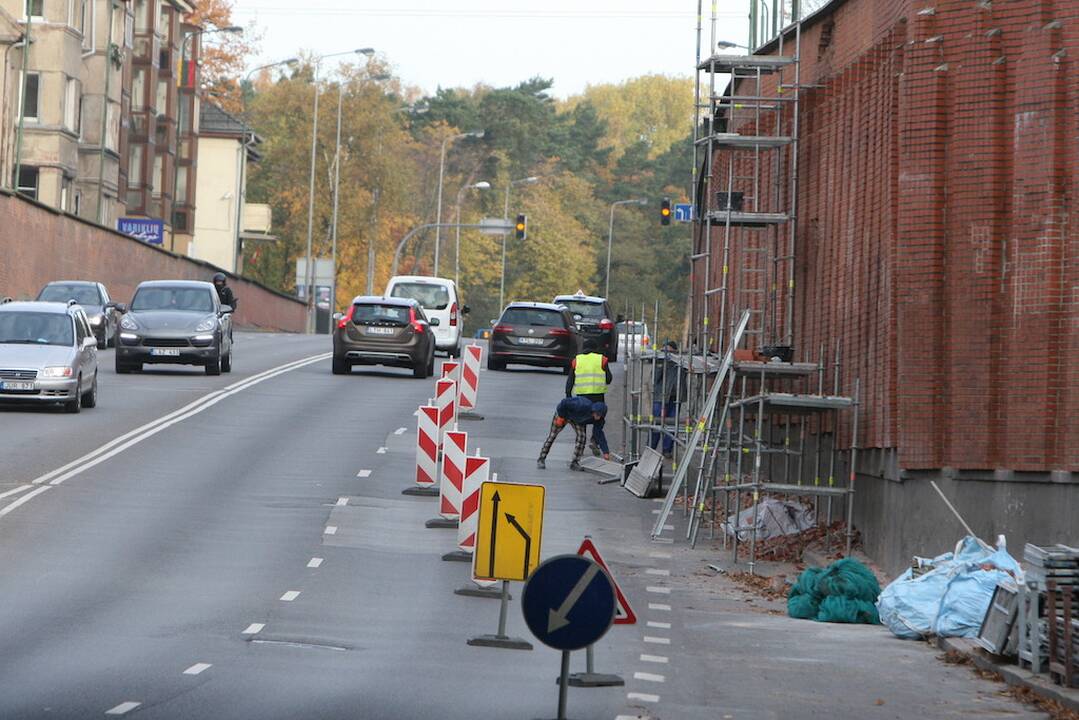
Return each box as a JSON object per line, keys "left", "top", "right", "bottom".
{"left": 0, "top": 485, "right": 33, "bottom": 500}
{"left": 183, "top": 663, "right": 212, "bottom": 676}
{"left": 0, "top": 486, "right": 51, "bottom": 517}
{"left": 105, "top": 701, "right": 141, "bottom": 715}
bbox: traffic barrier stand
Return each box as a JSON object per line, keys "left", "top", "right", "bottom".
{"left": 457, "top": 344, "right": 484, "bottom": 421}
{"left": 434, "top": 378, "right": 457, "bottom": 450}
{"left": 443, "top": 451, "right": 488, "bottom": 562}
{"left": 403, "top": 402, "right": 440, "bottom": 497}
{"left": 440, "top": 359, "right": 461, "bottom": 420}
{"left": 426, "top": 426, "right": 465, "bottom": 529}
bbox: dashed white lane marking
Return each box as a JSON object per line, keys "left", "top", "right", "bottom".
{"left": 105, "top": 701, "right": 141, "bottom": 715}
{"left": 242, "top": 623, "right": 265, "bottom": 635}
{"left": 640, "top": 654, "right": 669, "bottom": 664}
{"left": 394, "top": 427, "right": 406, "bottom": 435}
{"left": 376, "top": 447, "right": 387, "bottom": 454}
{"left": 648, "top": 603, "right": 671, "bottom": 611}
{"left": 652, "top": 537, "right": 674, "bottom": 545}
{"left": 307, "top": 558, "right": 323, "bottom": 568}
{"left": 651, "top": 509, "right": 661, "bottom": 514}
{"left": 0, "top": 486, "right": 51, "bottom": 517}
{"left": 647, "top": 586, "right": 671, "bottom": 594}
{"left": 646, "top": 568, "right": 671, "bottom": 576}
{"left": 357, "top": 469, "right": 372, "bottom": 478}
{"left": 649, "top": 551, "right": 672, "bottom": 559}
{"left": 626, "top": 692, "right": 660, "bottom": 703}
{"left": 183, "top": 663, "right": 212, "bottom": 675}
{"left": 662, "top": 524, "right": 675, "bottom": 531}
{"left": 280, "top": 591, "right": 301, "bottom": 602}
{"left": 643, "top": 636, "right": 671, "bottom": 645}
{"left": 325, "top": 526, "right": 337, "bottom": 535}
{"left": 647, "top": 621, "right": 671, "bottom": 630}
{"left": 0, "top": 485, "right": 32, "bottom": 500}
{"left": 634, "top": 671, "right": 666, "bottom": 683}
{"left": 336, "top": 497, "right": 348, "bottom": 506}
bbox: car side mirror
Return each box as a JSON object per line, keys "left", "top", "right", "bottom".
{"left": 461, "top": 305, "right": 471, "bottom": 315}
{"left": 219, "top": 305, "right": 234, "bottom": 314}
{"left": 429, "top": 317, "right": 441, "bottom": 326}
{"left": 104, "top": 302, "right": 116, "bottom": 312}
{"left": 616, "top": 313, "right": 625, "bottom": 323}
{"left": 113, "top": 303, "right": 128, "bottom": 314}
{"left": 332, "top": 312, "right": 344, "bottom": 322}
{"left": 83, "top": 336, "right": 97, "bottom": 348}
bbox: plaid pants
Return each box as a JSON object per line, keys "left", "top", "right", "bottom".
{"left": 538, "top": 414, "right": 587, "bottom": 463}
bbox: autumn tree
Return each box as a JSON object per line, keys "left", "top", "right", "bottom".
{"left": 185, "top": 0, "right": 259, "bottom": 113}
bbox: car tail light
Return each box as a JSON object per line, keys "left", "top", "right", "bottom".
{"left": 493, "top": 324, "right": 514, "bottom": 335}
{"left": 549, "top": 328, "right": 572, "bottom": 337}
{"left": 337, "top": 305, "right": 356, "bottom": 329}
{"left": 598, "top": 318, "right": 614, "bottom": 331}
{"left": 409, "top": 308, "right": 425, "bottom": 334}
{"left": 449, "top": 302, "right": 459, "bottom": 327}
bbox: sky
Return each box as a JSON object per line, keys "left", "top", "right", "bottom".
{"left": 232, "top": 0, "right": 751, "bottom": 98}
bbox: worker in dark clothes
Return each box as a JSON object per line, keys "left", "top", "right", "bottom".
{"left": 537, "top": 397, "right": 609, "bottom": 471}
{"left": 651, "top": 340, "right": 683, "bottom": 458}
{"left": 566, "top": 337, "right": 613, "bottom": 456}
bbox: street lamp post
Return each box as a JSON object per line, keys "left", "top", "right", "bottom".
{"left": 433, "top": 130, "right": 484, "bottom": 276}
{"left": 303, "top": 48, "right": 372, "bottom": 334}
{"left": 499, "top": 175, "right": 540, "bottom": 311}
{"left": 605, "top": 198, "right": 648, "bottom": 298}
{"left": 454, "top": 181, "right": 491, "bottom": 286}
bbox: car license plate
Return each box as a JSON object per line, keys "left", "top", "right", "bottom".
{"left": 518, "top": 337, "right": 545, "bottom": 345}
{"left": 150, "top": 348, "right": 182, "bottom": 357}
{"left": 366, "top": 326, "right": 395, "bottom": 335}
{"left": 0, "top": 381, "right": 34, "bottom": 391}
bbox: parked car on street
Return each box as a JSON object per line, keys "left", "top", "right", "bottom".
{"left": 552, "top": 291, "right": 620, "bottom": 361}
{"left": 332, "top": 296, "right": 437, "bottom": 378}
{"left": 0, "top": 299, "right": 99, "bottom": 412}
{"left": 385, "top": 275, "right": 467, "bottom": 357}
{"left": 36, "top": 281, "right": 119, "bottom": 349}
{"left": 617, "top": 320, "right": 650, "bottom": 358}
{"left": 488, "top": 302, "right": 579, "bottom": 373}
{"left": 115, "top": 281, "right": 233, "bottom": 375}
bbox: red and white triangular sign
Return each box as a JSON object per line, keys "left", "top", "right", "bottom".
{"left": 576, "top": 537, "right": 637, "bottom": 625}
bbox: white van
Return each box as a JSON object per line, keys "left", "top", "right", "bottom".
{"left": 384, "top": 275, "right": 467, "bottom": 357}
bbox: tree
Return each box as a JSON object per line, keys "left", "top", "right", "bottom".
{"left": 185, "top": 0, "right": 259, "bottom": 113}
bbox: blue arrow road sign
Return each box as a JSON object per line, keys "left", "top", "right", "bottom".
{"left": 521, "top": 555, "right": 616, "bottom": 651}
{"left": 673, "top": 203, "right": 694, "bottom": 222}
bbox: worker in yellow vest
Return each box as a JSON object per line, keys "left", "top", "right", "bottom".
{"left": 565, "top": 338, "right": 613, "bottom": 456}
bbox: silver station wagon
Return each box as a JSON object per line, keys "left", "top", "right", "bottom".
{"left": 0, "top": 299, "right": 100, "bottom": 413}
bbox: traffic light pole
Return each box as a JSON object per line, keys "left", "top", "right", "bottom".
{"left": 605, "top": 199, "right": 647, "bottom": 298}
{"left": 390, "top": 222, "right": 511, "bottom": 277}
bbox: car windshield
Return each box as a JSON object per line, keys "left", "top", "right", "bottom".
{"left": 131, "top": 287, "right": 214, "bottom": 312}
{"left": 0, "top": 311, "right": 74, "bottom": 346}
{"left": 38, "top": 284, "right": 102, "bottom": 306}
{"left": 501, "top": 308, "right": 565, "bottom": 327}
{"left": 556, "top": 300, "right": 606, "bottom": 319}
{"left": 353, "top": 304, "right": 411, "bottom": 325}
{"left": 390, "top": 282, "right": 450, "bottom": 310}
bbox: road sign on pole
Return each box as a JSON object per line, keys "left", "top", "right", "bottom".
{"left": 673, "top": 202, "right": 694, "bottom": 222}
{"left": 473, "top": 481, "right": 545, "bottom": 582}
{"left": 576, "top": 538, "right": 636, "bottom": 625}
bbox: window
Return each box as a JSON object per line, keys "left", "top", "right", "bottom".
{"left": 500, "top": 307, "right": 566, "bottom": 327}
{"left": 19, "top": 72, "right": 40, "bottom": 122}
{"left": 105, "top": 103, "right": 118, "bottom": 151}
{"left": 128, "top": 145, "right": 143, "bottom": 185}
{"left": 64, "top": 78, "right": 80, "bottom": 133}
{"left": 78, "top": 0, "right": 92, "bottom": 48}
{"left": 25, "top": 0, "right": 44, "bottom": 19}
{"left": 156, "top": 78, "right": 168, "bottom": 114}
{"left": 175, "top": 165, "right": 188, "bottom": 202}
{"left": 15, "top": 166, "right": 39, "bottom": 200}
{"left": 134, "top": 0, "right": 148, "bottom": 31}
{"left": 151, "top": 154, "right": 163, "bottom": 197}
{"left": 389, "top": 282, "right": 451, "bottom": 310}
{"left": 132, "top": 68, "right": 146, "bottom": 110}
{"left": 39, "top": 284, "right": 103, "bottom": 305}
{"left": 73, "top": 192, "right": 81, "bottom": 217}
{"left": 74, "top": 312, "right": 87, "bottom": 343}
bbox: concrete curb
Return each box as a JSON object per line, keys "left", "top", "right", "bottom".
{"left": 936, "top": 636, "right": 1079, "bottom": 714}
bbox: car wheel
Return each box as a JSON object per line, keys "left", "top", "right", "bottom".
{"left": 221, "top": 352, "right": 232, "bottom": 373}
{"left": 107, "top": 330, "right": 116, "bottom": 348}
{"left": 426, "top": 352, "right": 435, "bottom": 377}
{"left": 97, "top": 334, "right": 107, "bottom": 350}
{"left": 332, "top": 355, "right": 350, "bottom": 375}
{"left": 449, "top": 344, "right": 461, "bottom": 359}
{"left": 205, "top": 355, "right": 222, "bottom": 376}
{"left": 562, "top": 363, "right": 572, "bottom": 375}
{"left": 116, "top": 357, "right": 133, "bottom": 374}
{"left": 64, "top": 376, "right": 83, "bottom": 414}
{"left": 486, "top": 356, "right": 505, "bottom": 371}
{"left": 82, "top": 372, "right": 98, "bottom": 409}
{"left": 412, "top": 361, "right": 428, "bottom": 379}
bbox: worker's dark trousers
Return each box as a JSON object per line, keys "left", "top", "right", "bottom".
{"left": 538, "top": 416, "right": 587, "bottom": 463}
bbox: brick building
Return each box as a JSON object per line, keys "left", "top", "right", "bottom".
{"left": 697, "top": 0, "right": 1077, "bottom": 571}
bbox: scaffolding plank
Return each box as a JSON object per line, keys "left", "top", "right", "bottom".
{"left": 698, "top": 54, "right": 796, "bottom": 73}
{"left": 718, "top": 482, "right": 852, "bottom": 497}
{"left": 704, "top": 210, "right": 790, "bottom": 226}
{"left": 696, "top": 133, "right": 794, "bottom": 149}
{"left": 734, "top": 361, "right": 818, "bottom": 378}
{"left": 729, "top": 392, "right": 854, "bottom": 414}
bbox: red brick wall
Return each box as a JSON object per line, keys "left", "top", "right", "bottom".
{"left": 0, "top": 191, "right": 306, "bottom": 333}
{"left": 702, "top": 0, "right": 1079, "bottom": 471}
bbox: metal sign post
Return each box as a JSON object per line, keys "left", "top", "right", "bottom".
{"left": 567, "top": 537, "right": 634, "bottom": 687}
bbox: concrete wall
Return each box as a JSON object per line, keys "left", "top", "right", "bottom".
{"left": 0, "top": 189, "right": 305, "bottom": 332}
{"left": 191, "top": 135, "right": 240, "bottom": 273}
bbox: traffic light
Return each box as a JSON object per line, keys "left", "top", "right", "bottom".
{"left": 660, "top": 198, "right": 672, "bottom": 226}
{"left": 515, "top": 213, "right": 527, "bottom": 240}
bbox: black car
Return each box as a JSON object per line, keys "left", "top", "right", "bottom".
{"left": 36, "top": 280, "right": 119, "bottom": 349}
{"left": 488, "top": 302, "right": 579, "bottom": 373}
{"left": 332, "top": 296, "right": 437, "bottom": 378}
{"left": 115, "top": 281, "right": 234, "bottom": 375}
{"left": 552, "top": 292, "right": 620, "bottom": 361}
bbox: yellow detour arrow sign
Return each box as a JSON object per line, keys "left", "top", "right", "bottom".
{"left": 473, "top": 481, "right": 545, "bottom": 582}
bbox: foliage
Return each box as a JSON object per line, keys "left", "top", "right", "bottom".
{"left": 186, "top": 0, "right": 260, "bottom": 114}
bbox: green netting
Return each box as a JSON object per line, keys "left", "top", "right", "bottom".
{"left": 786, "top": 558, "right": 882, "bottom": 624}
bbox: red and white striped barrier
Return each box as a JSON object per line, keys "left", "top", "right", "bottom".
{"left": 435, "top": 378, "right": 457, "bottom": 448}
{"left": 457, "top": 452, "right": 489, "bottom": 552}
{"left": 440, "top": 360, "right": 461, "bottom": 385}
{"left": 459, "top": 345, "right": 482, "bottom": 411}
{"left": 414, "top": 404, "right": 439, "bottom": 488}
{"left": 439, "top": 428, "right": 467, "bottom": 520}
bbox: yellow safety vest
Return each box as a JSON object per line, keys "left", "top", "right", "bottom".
{"left": 573, "top": 353, "right": 607, "bottom": 396}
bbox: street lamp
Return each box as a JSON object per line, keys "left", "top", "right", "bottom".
{"left": 716, "top": 40, "right": 750, "bottom": 51}
{"left": 454, "top": 181, "right": 491, "bottom": 286}
{"left": 499, "top": 175, "right": 541, "bottom": 311}
{"left": 434, "top": 130, "right": 484, "bottom": 276}
{"left": 303, "top": 48, "right": 374, "bottom": 333}
{"left": 605, "top": 198, "right": 648, "bottom": 298}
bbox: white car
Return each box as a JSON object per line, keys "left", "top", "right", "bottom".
{"left": 617, "top": 320, "right": 650, "bottom": 358}
{"left": 384, "top": 275, "right": 468, "bottom": 357}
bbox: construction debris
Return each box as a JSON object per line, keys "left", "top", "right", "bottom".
{"left": 788, "top": 558, "right": 882, "bottom": 624}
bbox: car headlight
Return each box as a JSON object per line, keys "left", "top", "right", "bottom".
{"left": 89, "top": 314, "right": 104, "bottom": 326}
{"left": 120, "top": 315, "right": 139, "bottom": 331}
{"left": 42, "top": 366, "right": 74, "bottom": 378}
{"left": 193, "top": 334, "right": 214, "bottom": 343}
{"left": 195, "top": 317, "right": 217, "bottom": 332}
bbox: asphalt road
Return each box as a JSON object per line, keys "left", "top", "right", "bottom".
{"left": 0, "top": 334, "right": 1046, "bottom": 719}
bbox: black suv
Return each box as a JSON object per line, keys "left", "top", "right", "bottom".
{"left": 552, "top": 292, "right": 620, "bottom": 361}
{"left": 488, "top": 302, "right": 579, "bottom": 373}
